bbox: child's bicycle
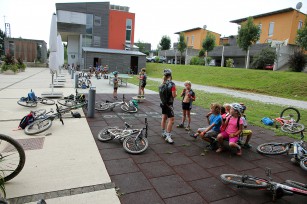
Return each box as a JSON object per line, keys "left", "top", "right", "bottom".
{"left": 274, "top": 107, "right": 304, "bottom": 134}
{"left": 221, "top": 168, "right": 307, "bottom": 201}
{"left": 95, "top": 95, "right": 138, "bottom": 113}
{"left": 97, "top": 118, "right": 149, "bottom": 154}
{"left": 17, "top": 90, "right": 55, "bottom": 107}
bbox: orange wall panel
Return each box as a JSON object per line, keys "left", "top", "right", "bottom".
{"left": 183, "top": 29, "right": 221, "bottom": 50}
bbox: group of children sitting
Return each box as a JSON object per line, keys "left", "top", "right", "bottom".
{"left": 177, "top": 81, "right": 252, "bottom": 156}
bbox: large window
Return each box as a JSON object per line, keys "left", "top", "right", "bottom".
{"left": 268, "top": 22, "right": 274, "bottom": 36}
{"left": 186, "top": 36, "right": 189, "bottom": 44}
{"left": 191, "top": 35, "right": 194, "bottom": 46}
{"left": 82, "top": 35, "right": 92, "bottom": 47}
{"left": 298, "top": 20, "right": 303, "bottom": 29}
{"left": 86, "top": 14, "right": 93, "bottom": 34}
{"left": 126, "top": 19, "right": 132, "bottom": 42}
{"left": 258, "top": 24, "right": 262, "bottom": 33}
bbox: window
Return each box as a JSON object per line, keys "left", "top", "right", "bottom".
{"left": 93, "top": 36, "right": 100, "bottom": 47}
{"left": 258, "top": 23, "right": 262, "bottom": 33}
{"left": 298, "top": 20, "right": 303, "bottom": 29}
{"left": 94, "top": 16, "right": 101, "bottom": 26}
{"left": 268, "top": 22, "right": 274, "bottom": 36}
{"left": 126, "top": 19, "right": 132, "bottom": 42}
{"left": 82, "top": 35, "right": 92, "bottom": 47}
{"left": 9, "top": 41, "right": 14, "bottom": 56}
{"left": 191, "top": 35, "right": 194, "bottom": 46}
{"left": 86, "top": 14, "right": 93, "bottom": 34}
{"left": 186, "top": 36, "right": 189, "bottom": 44}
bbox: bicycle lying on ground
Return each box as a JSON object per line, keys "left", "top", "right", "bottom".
{"left": 95, "top": 95, "right": 138, "bottom": 113}
{"left": 97, "top": 118, "right": 148, "bottom": 154}
{"left": 17, "top": 90, "right": 55, "bottom": 107}
{"left": 221, "top": 168, "right": 307, "bottom": 201}
{"left": 257, "top": 131, "right": 307, "bottom": 171}
{"left": 57, "top": 89, "right": 87, "bottom": 107}
{"left": 275, "top": 107, "right": 304, "bottom": 134}
{"left": 0, "top": 134, "right": 26, "bottom": 182}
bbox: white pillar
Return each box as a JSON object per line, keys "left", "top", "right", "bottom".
{"left": 245, "top": 47, "right": 250, "bottom": 69}
{"left": 221, "top": 46, "right": 225, "bottom": 67}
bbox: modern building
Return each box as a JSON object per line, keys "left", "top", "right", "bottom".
{"left": 56, "top": 2, "right": 145, "bottom": 73}
{"left": 4, "top": 38, "right": 47, "bottom": 63}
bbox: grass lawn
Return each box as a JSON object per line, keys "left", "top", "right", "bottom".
{"left": 144, "top": 63, "right": 307, "bottom": 101}
{"left": 128, "top": 76, "right": 307, "bottom": 141}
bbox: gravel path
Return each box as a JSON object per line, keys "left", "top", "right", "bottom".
{"left": 148, "top": 77, "right": 307, "bottom": 109}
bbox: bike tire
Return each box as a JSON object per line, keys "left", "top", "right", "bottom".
{"left": 123, "top": 135, "right": 149, "bottom": 154}
{"left": 257, "top": 143, "right": 289, "bottom": 155}
{"left": 17, "top": 100, "right": 37, "bottom": 107}
{"left": 300, "top": 157, "right": 307, "bottom": 171}
{"left": 280, "top": 107, "right": 300, "bottom": 123}
{"left": 0, "top": 134, "right": 26, "bottom": 182}
{"left": 281, "top": 123, "right": 305, "bottom": 134}
{"left": 97, "top": 126, "right": 118, "bottom": 142}
{"left": 57, "top": 99, "right": 76, "bottom": 107}
{"left": 24, "top": 119, "right": 52, "bottom": 135}
{"left": 285, "top": 180, "right": 307, "bottom": 190}
{"left": 40, "top": 98, "right": 55, "bottom": 105}
{"left": 95, "top": 102, "right": 110, "bottom": 111}
{"left": 220, "top": 174, "right": 268, "bottom": 189}
{"left": 120, "top": 104, "right": 138, "bottom": 113}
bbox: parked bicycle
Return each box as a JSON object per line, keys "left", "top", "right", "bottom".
{"left": 97, "top": 118, "right": 149, "bottom": 154}
{"left": 0, "top": 134, "right": 26, "bottom": 182}
{"left": 57, "top": 89, "right": 87, "bottom": 107}
{"left": 78, "top": 72, "right": 92, "bottom": 89}
{"left": 95, "top": 95, "right": 138, "bottom": 113}
{"left": 275, "top": 107, "right": 304, "bottom": 134}
{"left": 257, "top": 131, "right": 307, "bottom": 171}
{"left": 17, "top": 90, "right": 55, "bottom": 107}
{"left": 221, "top": 168, "right": 307, "bottom": 201}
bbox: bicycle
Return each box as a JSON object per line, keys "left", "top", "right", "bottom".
{"left": 57, "top": 89, "right": 87, "bottom": 107}
{"left": 0, "top": 134, "right": 26, "bottom": 182}
{"left": 24, "top": 104, "right": 65, "bottom": 135}
{"left": 95, "top": 95, "right": 138, "bottom": 113}
{"left": 97, "top": 118, "right": 149, "bottom": 154}
{"left": 78, "top": 72, "right": 92, "bottom": 88}
{"left": 17, "top": 90, "right": 55, "bottom": 107}
{"left": 220, "top": 168, "right": 307, "bottom": 201}
{"left": 274, "top": 107, "right": 304, "bottom": 134}
{"left": 257, "top": 131, "right": 307, "bottom": 171}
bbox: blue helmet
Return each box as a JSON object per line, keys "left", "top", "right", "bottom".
{"left": 113, "top": 71, "right": 119, "bottom": 75}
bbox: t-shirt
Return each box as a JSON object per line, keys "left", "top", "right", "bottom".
{"left": 113, "top": 77, "right": 119, "bottom": 88}
{"left": 209, "top": 113, "right": 222, "bottom": 132}
{"left": 139, "top": 74, "right": 147, "bottom": 84}
{"left": 225, "top": 117, "right": 243, "bottom": 135}
{"left": 241, "top": 116, "right": 248, "bottom": 127}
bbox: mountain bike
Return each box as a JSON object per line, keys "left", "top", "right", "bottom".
{"left": 17, "top": 92, "right": 55, "bottom": 107}
{"left": 221, "top": 168, "right": 307, "bottom": 201}
{"left": 95, "top": 95, "right": 138, "bottom": 113}
{"left": 257, "top": 131, "right": 307, "bottom": 171}
{"left": 275, "top": 107, "right": 304, "bottom": 134}
{"left": 0, "top": 134, "right": 26, "bottom": 182}
{"left": 57, "top": 89, "right": 87, "bottom": 107}
{"left": 97, "top": 118, "right": 149, "bottom": 154}
{"left": 24, "top": 104, "right": 64, "bottom": 135}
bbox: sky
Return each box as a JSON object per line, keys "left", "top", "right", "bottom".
{"left": 0, "top": 0, "right": 306, "bottom": 49}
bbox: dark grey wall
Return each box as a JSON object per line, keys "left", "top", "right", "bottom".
{"left": 56, "top": 2, "right": 110, "bottom": 48}
{"left": 208, "top": 44, "right": 272, "bottom": 57}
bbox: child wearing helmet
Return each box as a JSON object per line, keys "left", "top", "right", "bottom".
{"left": 216, "top": 103, "right": 244, "bottom": 156}
{"left": 113, "top": 71, "right": 119, "bottom": 99}
{"left": 137, "top": 68, "right": 147, "bottom": 98}
{"left": 239, "top": 103, "right": 253, "bottom": 149}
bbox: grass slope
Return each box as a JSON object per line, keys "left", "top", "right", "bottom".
{"left": 145, "top": 63, "right": 307, "bottom": 101}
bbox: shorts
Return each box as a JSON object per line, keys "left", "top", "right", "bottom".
{"left": 140, "top": 83, "right": 146, "bottom": 88}
{"left": 182, "top": 102, "right": 191, "bottom": 110}
{"left": 161, "top": 103, "right": 174, "bottom": 118}
{"left": 198, "top": 128, "right": 219, "bottom": 138}
{"left": 220, "top": 131, "right": 239, "bottom": 143}
{"left": 242, "top": 130, "right": 252, "bottom": 136}
{"left": 114, "top": 87, "right": 118, "bottom": 90}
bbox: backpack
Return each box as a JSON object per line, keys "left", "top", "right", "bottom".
{"left": 159, "top": 81, "right": 173, "bottom": 105}
{"left": 19, "top": 113, "right": 34, "bottom": 129}
{"left": 28, "top": 90, "right": 36, "bottom": 101}
{"left": 261, "top": 117, "right": 274, "bottom": 126}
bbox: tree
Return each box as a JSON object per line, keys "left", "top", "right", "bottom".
{"left": 177, "top": 32, "right": 187, "bottom": 64}
{"left": 159, "top": 35, "right": 171, "bottom": 50}
{"left": 0, "top": 29, "right": 6, "bottom": 57}
{"left": 237, "top": 17, "right": 260, "bottom": 68}
{"left": 296, "top": 19, "right": 307, "bottom": 51}
{"left": 288, "top": 50, "right": 306, "bottom": 72}
{"left": 202, "top": 32, "right": 216, "bottom": 66}
{"left": 250, "top": 47, "right": 276, "bottom": 69}
{"left": 135, "top": 40, "right": 146, "bottom": 53}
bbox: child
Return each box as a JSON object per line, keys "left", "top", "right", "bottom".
{"left": 177, "top": 81, "right": 195, "bottom": 131}
{"left": 137, "top": 68, "right": 147, "bottom": 98}
{"left": 216, "top": 103, "right": 243, "bottom": 156}
{"left": 113, "top": 71, "right": 119, "bottom": 99}
{"left": 192, "top": 103, "right": 222, "bottom": 149}
{"left": 220, "top": 103, "right": 231, "bottom": 132}
{"left": 239, "top": 103, "right": 253, "bottom": 149}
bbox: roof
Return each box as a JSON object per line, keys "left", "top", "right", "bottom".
{"left": 174, "top": 27, "right": 221, "bottom": 36}
{"left": 82, "top": 47, "right": 146, "bottom": 56}
{"left": 230, "top": 7, "right": 306, "bottom": 24}
{"left": 5, "top": 37, "right": 46, "bottom": 43}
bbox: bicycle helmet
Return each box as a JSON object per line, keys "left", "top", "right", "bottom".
{"left": 163, "top": 69, "right": 172, "bottom": 76}
{"left": 113, "top": 71, "right": 119, "bottom": 76}
{"left": 231, "top": 103, "right": 243, "bottom": 113}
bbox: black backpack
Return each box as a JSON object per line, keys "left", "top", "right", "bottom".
{"left": 19, "top": 113, "right": 34, "bottom": 129}
{"left": 159, "top": 81, "right": 173, "bottom": 105}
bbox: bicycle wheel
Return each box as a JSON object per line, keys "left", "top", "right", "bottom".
{"left": 17, "top": 99, "right": 37, "bottom": 107}
{"left": 300, "top": 157, "right": 307, "bottom": 171}
{"left": 32, "top": 109, "right": 46, "bottom": 117}
{"left": 280, "top": 107, "right": 300, "bottom": 123}
{"left": 123, "top": 135, "right": 149, "bottom": 154}
{"left": 24, "top": 119, "right": 52, "bottom": 135}
{"left": 95, "top": 102, "right": 110, "bottom": 111}
{"left": 285, "top": 180, "right": 307, "bottom": 190}
{"left": 257, "top": 143, "right": 289, "bottom": 155}
{"left": 121, "top": 104, "right": 138, "bottom": 113}
{"left": 0, "top": 134, "right": 26, "bottom": 182}
{"left": 281, "top": 123, "right": 305, "bottom": 134}
{"left": 220, "top": 174, "right": 268, "bottom": 189}
{"left": 40, "top": 98, "right": 55, "bottom": 105}
{"left": 57, "top": 99, "right": 76, "bottom": 107}
{"left": 97, "top": 126, "right": 118, "bottom": 142}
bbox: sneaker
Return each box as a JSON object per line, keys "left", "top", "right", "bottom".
{"left": 290, "top": 157, "right": 298, "bottom": 163}
{"left": 190, "top": 133, "right": 197, "bottom": 139}
{"left": 161, "top": 131, "right": 167, "bottom": 138}
{"left": 236, "top": 148, "right": 242, "bottom": 156}
{"left": 177, "top": 124, "right": 184, "bottom": 128}
{"left": 243, "top": 143, "right": 252, "bottom": 149}
{"left": 185, "top": 126, "right": 191, "bottom": 131}
{"left": 165, "top": 135, "right": 174, "bottom": 144}
{"left": 216, "top": 148, "right": 223, "bottom": 153}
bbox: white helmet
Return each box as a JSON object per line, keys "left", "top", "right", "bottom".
{"left": 231, "top": 103, "right": 243, "bottom": 113}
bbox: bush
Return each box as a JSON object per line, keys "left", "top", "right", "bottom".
{"left": 17, "top": 57, "right": 26, "bottom": 71}
{"left": 154, "top": 56, "right": 160, "bottom": 63}
{"left": 1, "top": 54, "right": 18, "bottom": 73}
{"left": 205, "top": 56, "right": 212, "bottom": 65}
{"left": 251, "top": 47, "right": 276, "bottom": 69}
{"left": 226, "top": 58, "right": 234, "bottom": 67}
{"left": 198, "top": 50, "right": 205, "bottom": 57}
{"left": 190, "top": 57, "right": 205, "bottom": 65}
{"left": 289, "top": 51, "right": 306, "bottom": 72}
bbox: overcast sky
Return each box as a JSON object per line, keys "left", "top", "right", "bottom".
{"left": 0, "top": 0, "right": 306, "bottom": 49}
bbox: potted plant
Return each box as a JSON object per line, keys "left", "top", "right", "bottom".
{"left": 1, "top": 54, "right": 18, "bottom": 74}
{"left": 17, "top": 57, "right": 26, "bottom": 72}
